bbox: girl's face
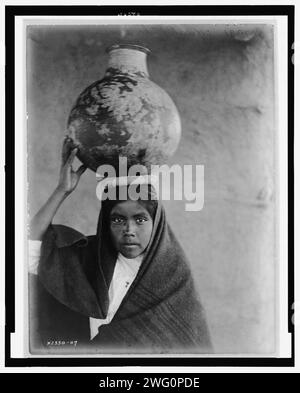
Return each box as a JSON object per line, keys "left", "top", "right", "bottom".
{"left": 109, "top": 200, "right": 154, "bottom": 259}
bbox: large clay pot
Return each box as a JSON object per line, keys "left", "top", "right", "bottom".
{"left": 66, "top": 43, "right": 181, "bottom": 172}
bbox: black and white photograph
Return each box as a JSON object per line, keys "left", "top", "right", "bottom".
{"left": 26, "top": 21, "right": 278, "bottom": 356}
{"left": 3, "top": 4, "right": 296, "bottom": 370}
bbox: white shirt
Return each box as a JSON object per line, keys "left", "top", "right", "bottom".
{"left": 28, "top": 240, "right": 143, "bottom": 340}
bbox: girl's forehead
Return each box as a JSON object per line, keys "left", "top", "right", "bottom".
{"left": 110, "top": 200, "right": 150, "bottom": 216}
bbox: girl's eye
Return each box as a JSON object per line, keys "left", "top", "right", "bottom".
{"left": 111, "top": 217, "right": 124, "bottom": 224}
{"left": 111, "top": 216, "right": 148, "bottom": 225}
{"left": 136, "top": 217, "right": 147, "bottom": 224}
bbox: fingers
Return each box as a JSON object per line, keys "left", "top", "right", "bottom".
{"left": 76, "top": 164, "right": 87, "bottom": 177}
{"left": 61, "top": 136, "right": 74, "bottom": 166}
{"left": 67, "top": 147, "right": 78, "bottom": 166}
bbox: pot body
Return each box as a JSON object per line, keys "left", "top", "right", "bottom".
{"left": 66, "top": 44, "right": 181, "bottom": 172}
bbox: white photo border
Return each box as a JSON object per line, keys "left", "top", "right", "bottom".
{"left": 4, "top": 4, "right": 294, "bottom": 369}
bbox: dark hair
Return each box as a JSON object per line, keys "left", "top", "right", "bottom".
{"left": 101, "top": 184, "right": 158, "bottom": 223}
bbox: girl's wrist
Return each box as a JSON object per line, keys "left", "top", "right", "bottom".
{"left": 54, "top": 185, "right": 70, "bottom": 200}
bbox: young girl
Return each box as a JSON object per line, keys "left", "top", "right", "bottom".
{"left": 29, "top": 138, "right": 212, "bottom": 354}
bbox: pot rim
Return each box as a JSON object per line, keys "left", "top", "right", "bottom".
{"left": 106, "top": 43, "right": 151, "bottom": 55}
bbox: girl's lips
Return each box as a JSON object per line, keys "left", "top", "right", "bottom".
{"left": 122, "top": 243, "right": 139, "bottom": 247}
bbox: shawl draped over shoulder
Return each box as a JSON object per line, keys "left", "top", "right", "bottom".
{"left": 30, "top": 199, "right": 213, "bottom": 354}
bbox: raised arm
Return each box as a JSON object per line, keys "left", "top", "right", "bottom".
{"left": 29, "top": 137, "right": 87, "bottom": 240}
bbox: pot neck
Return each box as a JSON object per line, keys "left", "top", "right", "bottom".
{"left": 106, "top": 47, "right": 149, "bottom": 78}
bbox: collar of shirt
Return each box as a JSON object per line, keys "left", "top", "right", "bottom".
{"left": 116, "top": 252, "right": 143, "bottom": 276}
{"left": 89, "top": 252, "right": 144, "bottom": 340}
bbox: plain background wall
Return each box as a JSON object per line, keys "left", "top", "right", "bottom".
{"left": 27, "top": 24, "right": 276, "bottom": 354}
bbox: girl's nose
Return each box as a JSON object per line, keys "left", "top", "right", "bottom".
{"left": 124, "top": 220, "right": 135, "bottom": 236}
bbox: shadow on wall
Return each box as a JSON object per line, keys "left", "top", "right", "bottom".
{"left": 27, "top": 24, "right": 275, "bottom": 354}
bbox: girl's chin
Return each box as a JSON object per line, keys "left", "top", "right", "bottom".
{"left": 120, "top": 246, "right": 142, "bottom": 259}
